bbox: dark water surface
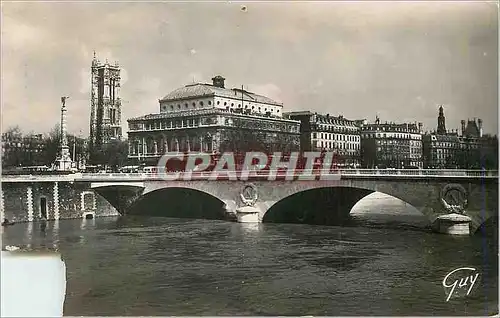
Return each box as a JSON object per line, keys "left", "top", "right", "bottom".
{"left": 2, "top": 194, "right": 498, "bottom": 316}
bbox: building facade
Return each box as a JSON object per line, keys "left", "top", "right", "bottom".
{"left": 89, "top": 52, "right": 122, "bottom": 155}
{"left": 423, "top": 106, "right": 498, "bottom": 169}
{"left": 360, "top": 117, "right": 423, "bottom": 169}
{"left": 2, "top": 133, "right": 46, "bottom": 168}
{"left": 127, "top": 76, "right": 300, "bottom": 165}
{"left": 283, "top": 111, "right": 361, "bottom": 167}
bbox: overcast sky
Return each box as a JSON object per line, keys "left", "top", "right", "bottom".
{"left": 2, "top": 1, "right": 498, "bottom": 137}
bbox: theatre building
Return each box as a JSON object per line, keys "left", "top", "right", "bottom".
{"left": 127, "top": 76, "right": 301, "bottom": 165}
{"left": 360, "top": 117, "right": 424, "bottom": 169}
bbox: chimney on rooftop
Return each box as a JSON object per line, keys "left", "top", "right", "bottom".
{"left": 461, "top": 120, "right": 466, "bottom": 135}
{"left": 212, "top": 75, "right": 225, "bottom": 88}
{"left": 478, "top": 118, "right": 483, "bottom": 137}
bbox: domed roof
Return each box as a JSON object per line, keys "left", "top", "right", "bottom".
{"left": 160, "top": 83, "right": 282, "bottom": 106}
{"left": 161, "top": 84, "right": 215, "bottom": 101}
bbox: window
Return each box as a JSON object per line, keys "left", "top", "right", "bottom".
{"left": 217, "top": 101, "right": 220, "bottom": 105}
{"left": 224, "top": 102, "right": 227, "bottom": 106}
{"left": 208, "top": 101, "right": 212, "bottom": 105}
{"left": 200, "top": 101, "right": 204, "bottom": 106}
{"left": 231, "top": 103, "right": 234, "bottom": 107}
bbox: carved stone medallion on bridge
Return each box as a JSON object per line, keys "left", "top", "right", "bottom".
{"left": 240, "top": 183, "right": 258, "bottom": 207}
{"left": 440, "top": 184, "right": 468, "bottom": 214}
{"left": 237, "top": 183, "right": 260, "bottom": 223}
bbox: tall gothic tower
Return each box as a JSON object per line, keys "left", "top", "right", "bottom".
{"left": 89, "top": 52, "right": 122, "bottom": 156}
{"left": 437, "top": 105, "right": 446, "bottom": 135}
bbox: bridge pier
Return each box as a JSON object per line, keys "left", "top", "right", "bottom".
{"left": 235, "top": 206, "right": 261, "bottom": 223}
{"left": 433, "top": 213, "right": 472, "bottom": 235}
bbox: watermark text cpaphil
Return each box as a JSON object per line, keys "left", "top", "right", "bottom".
{"left": 155, "top": 151, "right": 343, "bottom": 181}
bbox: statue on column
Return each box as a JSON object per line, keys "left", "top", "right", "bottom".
{"left": 55, "top": 96, "right": 73, "bottom": 171}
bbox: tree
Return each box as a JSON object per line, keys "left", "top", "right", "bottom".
{"left": 41, "top": 124, "right": 61, "bottom": 166}
{"left": 89, "top": 139, "right": 129, "bottom": 170}
{"left": 103, "top": 139, "right": 129, "bottom": 170}
{"left": 2, "top": 125, "right": 23, "bottom": 168}
{"left": 4, "top": 126, "right": 22, "bottom": 137}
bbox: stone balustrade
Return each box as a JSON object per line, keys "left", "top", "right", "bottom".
{"left": 1, "top": 169, "right": 498, "bottom": 183}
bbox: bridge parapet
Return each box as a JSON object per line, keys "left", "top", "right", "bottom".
{"left": 1, "top": 174, "right": 79, "bottom": 182}
{"left": 79, "top": 169, "right": 498, "bottom": 182}
{"left": 1, "top": 169, "right": 498, "bottom": 182}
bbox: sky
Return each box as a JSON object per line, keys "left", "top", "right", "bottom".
{"left": 1, "top": 1, "right": 498, "bottom": 137}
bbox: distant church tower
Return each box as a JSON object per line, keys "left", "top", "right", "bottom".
{"left": 89, "top": 52, "right": 122, "bottom": 157}
{"left": 437, "top": 105, "right": 446, "bottom": 135}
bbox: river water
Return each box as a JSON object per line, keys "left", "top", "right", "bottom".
{"left": 1, "top": 193, "right": 498, "bottom": 316}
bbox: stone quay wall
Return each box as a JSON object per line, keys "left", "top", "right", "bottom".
{"left": 1, "top": 181, "right": 119, "bottom": 223}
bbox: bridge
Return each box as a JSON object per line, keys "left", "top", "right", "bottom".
{"left": 2, "top": 169, "right": 497, "bottom": 234}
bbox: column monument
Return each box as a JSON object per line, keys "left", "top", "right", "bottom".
{"left": 54, "top": 96, "right": 73, "bottom": 171}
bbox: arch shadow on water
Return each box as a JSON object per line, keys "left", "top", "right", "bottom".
{"left": 262, "top": 187, "right": 430, "bottom": 231}
{"left": 127, "top": 188, "right": 227, "bottom": 221}
{"left": 263, "top": 187, "right": 373, "bottom": 226}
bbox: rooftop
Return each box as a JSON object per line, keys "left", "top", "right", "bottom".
{"left": 463, "top": 119, "right": 481, "bottom": 138}
{"left": 160, "top": 81, "right": 282, "bottom": 106}
{"left": 284, "top": 111, "right": 361, "bottom": 126}
{"left": 128, "top": 108, "right": 299, "bottom": 123}
{"left": 361, "top": 121, "right": 422, "bottom": 133}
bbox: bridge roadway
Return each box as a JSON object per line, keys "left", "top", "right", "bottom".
{"left": 1, "top": 169, "right": 497, "bottom": 234}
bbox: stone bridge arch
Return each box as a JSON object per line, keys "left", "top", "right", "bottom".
{"left": 127, "top": 186, "right": 228, "bottom": 219}
{"left": 263, "top": 186, "right": 376, "bottom": 225}
{"left": 142, "top": 181, "right": 240, "bottom": 215}
{"left": 252, "top": 180, "right": 433, "bottom": 223}
{"left": 140, "top": 180, "right": 436, "bottom": 223}
{"left": 91, "top": 183, "right": 145, "bottom": 214}
{"left": 256, "top": 179, "right": 498, "bottom": 233}
{"left": 90, "top": 178, "right": 497, "bottom": 233}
